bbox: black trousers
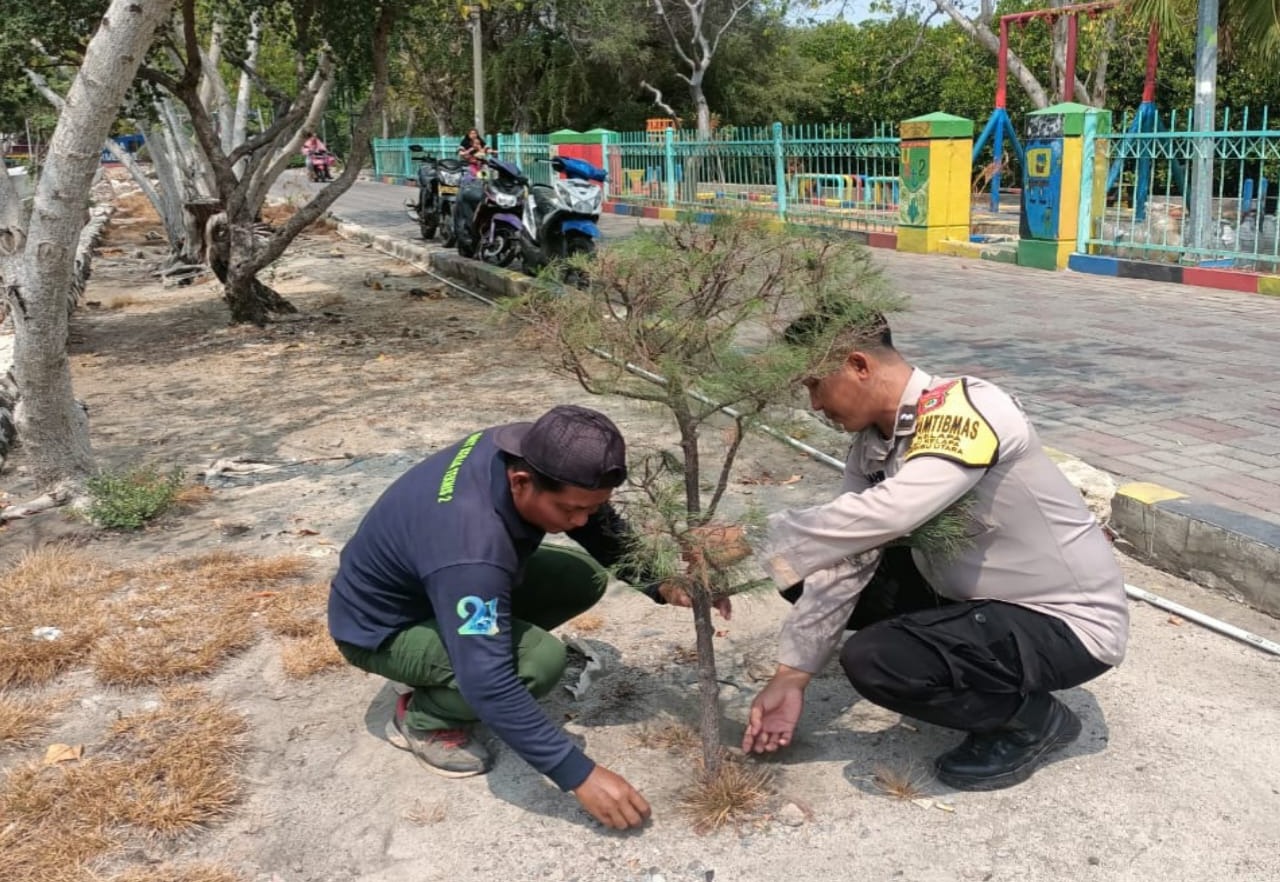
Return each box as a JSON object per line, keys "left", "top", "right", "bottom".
{"left": 784, "top": 548, "right": 1111, "bottom": 733}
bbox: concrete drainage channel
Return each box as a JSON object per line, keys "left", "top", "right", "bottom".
{"left": 329, "top": 217, "right": 1280, "bottom": 658}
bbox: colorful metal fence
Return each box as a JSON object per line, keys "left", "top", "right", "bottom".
{"left": 1085, "top": 106, "right": 1280, "bottom": 271}
{"left": 605, "top": 122, "right": 900, "bottom": 231}
{"left": 373, "top": 123, "right": 901, "bottom": 232}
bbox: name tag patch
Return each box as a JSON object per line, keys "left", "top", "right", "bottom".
{"left": 905, "top": 379, "right": 999, "bottom": 468}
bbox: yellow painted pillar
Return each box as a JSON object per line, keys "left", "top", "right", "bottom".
{"left": 1018, "top": 103, "right": 1112, "bottom": 270}
{"left": 897, "top": 112, "right": 974, "bottom": 254}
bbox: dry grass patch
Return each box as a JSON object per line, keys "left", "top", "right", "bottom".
{"left": 256, "top": 580, "right": 343, "bottom": 678}
{"left": 172, "top": 484, "right": 215, "bottom": 509}
{"left": 404, "top": 799, "right": 447, "bottom": 826}
{"left": 0, "top": 689, "right": 245, "bottom": 882}
{"left": 680, "top": 753, "right": 774, "bottom": 833}
{"left": 631, "top": 719, "right": 701, "bottom": 753}
{"left": 0, "top": 547, "right": 124, "bottom": 688}
{"left": 91, "top": 552, "right": 312, "bottom": 686}
{"left": 0, "top": 690, "right": 72, "bottom": 748}
{"left": 871, "top": 764, "right": 928, "bottom": 801}
{"left": 280, "top": 632, "right": 344, "bottom": 678}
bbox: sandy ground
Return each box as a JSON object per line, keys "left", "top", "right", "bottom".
{"left": 2, "top": 187, "right": 1279, "bottom": 882}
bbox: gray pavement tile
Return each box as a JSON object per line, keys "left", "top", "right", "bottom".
{"left": 1218, "top": 452, "right": 1280, "bottom": 470}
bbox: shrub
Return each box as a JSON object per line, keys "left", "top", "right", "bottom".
{"left": 86, "top": 465, "right": 185, "bottom": 530}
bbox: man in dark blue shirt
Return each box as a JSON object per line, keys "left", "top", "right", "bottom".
{"left": 329, "top": 405, "right": 714, "bottom": 830}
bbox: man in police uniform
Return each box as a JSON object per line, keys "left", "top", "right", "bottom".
{"left": 329, "top": 405, "right": 711, "bottom": 829}
{"left": 737, "top": 317, "right": 1129, "bottom": 790}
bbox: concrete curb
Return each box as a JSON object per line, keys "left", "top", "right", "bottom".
{"left": 329, "top": 213, "right": 1280, "bottom": 618}
{"left": 1068, "top": 252, "right": 1280, "bottom": 296}
{"left": 331, "top": 218, "right": 536, "bottom": 301}
{"left": 1111, "top": 482, "right": 1280, "bottom": 617}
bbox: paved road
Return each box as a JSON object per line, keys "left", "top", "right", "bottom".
{"left": 325, "top": 177, "right": 1280, "bottom": 527}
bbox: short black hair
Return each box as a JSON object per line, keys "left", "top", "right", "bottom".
{"left": 784, "top": 307, "right": 895, "bottom": 351}
{"left": 503, "top": 454, "right": 565, "bottom": 493}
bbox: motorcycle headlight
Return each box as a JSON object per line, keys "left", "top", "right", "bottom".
{"left": 493, "top": 192, "right": 519, "bottom": 208}
{"left": 571, "top": 191, "right": 603, "bottom": 214}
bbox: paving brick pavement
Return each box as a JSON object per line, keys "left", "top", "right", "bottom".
{"left": 878, "top": 250, "right": 1280, "bottom": 527}
{"left": 329, "top": 178, "right": 1280, "bottom": 528}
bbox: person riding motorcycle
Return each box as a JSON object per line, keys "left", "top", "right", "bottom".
{"left": 302, "top": 132, "right": 329, "bottom": 178}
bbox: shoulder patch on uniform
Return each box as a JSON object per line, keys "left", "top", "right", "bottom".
{"left": 905, "top": 379, "right": 999, "bottom": 468}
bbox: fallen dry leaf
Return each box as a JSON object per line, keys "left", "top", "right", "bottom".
{"left": 1168, "top": 615, "right": 1185, "bottom": 626}
{"left": 43, "top": 743, "right": 84, "bottom": 765}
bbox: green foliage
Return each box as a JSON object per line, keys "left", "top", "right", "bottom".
{"left": 516, "top": 212, "right": 905, "bottom": 530}
{"left": 893, "top": 493, "right": 978, "bottom": 561}
{"left": 86, "top": 465, "right": 185, "bottom": 530}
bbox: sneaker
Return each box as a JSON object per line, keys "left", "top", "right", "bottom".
{"left": 384, "top": 692, "right": 493, "bottom": 778}
{"left": 935, "top": 694, "right": 1081, "bottom": 791}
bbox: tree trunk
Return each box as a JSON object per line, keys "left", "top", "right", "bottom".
{"left": 139, "top": 119, "right": 204, "bottom": 264}
{"left": 230, "top": 12, "right": 263, "bottom": 179}
{"left": 206, "top": 212, "right": 296, "bottom": 326}
{"left": 691, "top": 589, "right": 722, "bottom": 775}
{"left": 3, "top": 0, "right": 176, "bottom": 490}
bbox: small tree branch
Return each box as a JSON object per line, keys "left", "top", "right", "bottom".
{"left": 640, "top": 81, "right": 680, "bottom": 120}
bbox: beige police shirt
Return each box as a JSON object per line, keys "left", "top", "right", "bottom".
{"left": 760, "top": 367, "right": 1129, "bottom": 673}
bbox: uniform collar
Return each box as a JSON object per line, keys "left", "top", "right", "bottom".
{"left": 891, "top": 367, "right": 938, "bottom": 438}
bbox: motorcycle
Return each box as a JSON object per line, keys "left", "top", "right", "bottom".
{"left": 306, "top": 149, "right": 339, "bottom": 182}
{"left": 519, "top": 156, "right": 606, "bottom": 282}
{"left": 452, "top": 156, "right": 528, "bottom": 267}
{"left": 405, "top": 145, "right": 466, "bottom": 245}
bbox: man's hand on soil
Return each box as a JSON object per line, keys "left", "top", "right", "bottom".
{"left": 573, "top": 765, "right": 652, "bottom": 830}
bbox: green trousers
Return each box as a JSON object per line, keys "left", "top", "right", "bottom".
{"left": 337, "top": 545, "right": 607, "bottom": 731}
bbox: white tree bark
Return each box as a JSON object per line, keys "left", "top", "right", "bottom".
{"left": 0, "top": 0, "right": 176, "bottom": 489}
{"left": 651, "top": 0, "right": 750, "bottom": 139}
{"left": 231, "top": 10, "right": 263, "bottom": 167}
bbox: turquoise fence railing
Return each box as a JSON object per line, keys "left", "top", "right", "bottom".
{"left": 1082, "top": 106, "right": 1279, "bottom": 270}
{"left": 606, "top": 122, "right": 901, "bottom": 231}
{"left": 497, "top": 133, "right": 554, "bottom": 185}
{"left": 372, "top": 136, "right": 457, "bottom": 178}
{"left": 373, "top": 133, "right": 555, "bottom": 182}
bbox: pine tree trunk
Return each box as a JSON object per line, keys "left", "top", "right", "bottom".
{"left": 691, "top": 590, "right": 722, "bottom": 776}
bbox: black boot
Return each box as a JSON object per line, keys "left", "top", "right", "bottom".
{"left": 935, "top": 693, "right": 1082, "bottom": 791}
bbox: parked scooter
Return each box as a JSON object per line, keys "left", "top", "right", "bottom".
{"left": 405, "top": 145, "right": 466, "bottom": 245}
{"left": 306, "top": 149, "right": 339, "bottom": 182}
{"left": 520, "top": 156, "right": 607, "bottom": 281}
{"left": 452, "top": 156, "right": 528, "bottom": 267}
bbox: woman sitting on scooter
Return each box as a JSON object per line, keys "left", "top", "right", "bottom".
{"left": 458, "top": 129, "right": 491, "bottom": 176}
